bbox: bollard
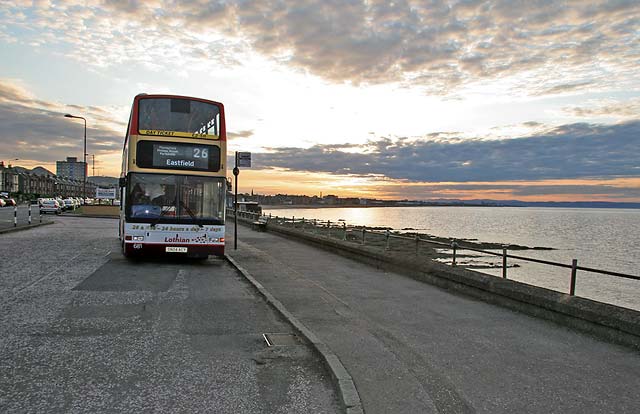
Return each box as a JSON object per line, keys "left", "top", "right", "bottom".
{"left": 292, "top": 216, "right": 295, "bottom": 228}
{"left": 14, "top": 206, "right": 17, "bottom": 227}
{"left": 362, "top": 228, "right": 366, "bottom": 245}
{"left": 502, "top": 248, "right": 507, "bottom": 278}
{"left": 415, "top": 234, "right": 420, "bottom": 255}
{"left": 343, "top": 222, "right": 347, "bottom": 240}
{"left": 28, "top": 204, "right": 32, "bottom": 225}
{"left": 451, "top": 240, "right": 457, "bottom": 266}
{"left": 302, "top": 217, "right": 305, "bottom": 230}
{"left": 385, "top": 230, "right": 390, "bottom": 250}
{"left": 569, "top": 259, "right": 578, "bottom": 296}
{"left": 39, "top": 205, "right": 42, "bottom": 223}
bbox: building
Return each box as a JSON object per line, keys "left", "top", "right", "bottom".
{"left": 0, "top": 161, "right": 19, "bottom": 193}
{"left": 56, "top": 157, "right": 87, "bottom": 182}
{"left": 0, "top": 162, "right": 99, "bottom": 200}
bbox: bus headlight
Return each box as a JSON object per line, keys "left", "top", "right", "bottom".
{"left": 132, "top": 236, "right": 145, "bottom": 241}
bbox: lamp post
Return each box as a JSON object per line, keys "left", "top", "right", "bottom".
{"left": 64, "top": 114, "right": 87, "bottom": 198}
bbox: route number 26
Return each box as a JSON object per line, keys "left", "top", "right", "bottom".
{"left": 193, "top": 148, "right": 209, "bottom": 158}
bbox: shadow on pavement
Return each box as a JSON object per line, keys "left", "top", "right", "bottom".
{"left": 73, "top": 252, "right": 225, "bottom": 292}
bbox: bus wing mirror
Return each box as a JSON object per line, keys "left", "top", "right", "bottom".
{"left": 119, "top": 177, "right": 127, "bottom": 188}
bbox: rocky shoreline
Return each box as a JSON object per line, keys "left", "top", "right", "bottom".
{"left": 354, "top": 226, "right": 556, "bottom": 252}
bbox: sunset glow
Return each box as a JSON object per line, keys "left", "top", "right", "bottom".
{"left": 1, "top": 1, "right": 639, "bottom": 202}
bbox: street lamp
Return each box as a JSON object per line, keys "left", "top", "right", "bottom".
{"left": 64, "top": 114, "right": 87, "bottom": 198}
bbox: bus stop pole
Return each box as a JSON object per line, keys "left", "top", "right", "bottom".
{"left": 233, "top": 152, "right": 239, "bottom": 250}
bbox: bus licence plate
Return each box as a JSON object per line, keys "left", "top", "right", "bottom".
{"left": 166, "top": 246, "right": 188, "bottom": 253}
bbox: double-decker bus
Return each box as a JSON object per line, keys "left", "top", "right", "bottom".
{"left": 119, "top": 94, "right": 226, "bottom": 258}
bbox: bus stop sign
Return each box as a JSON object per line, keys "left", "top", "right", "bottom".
{"left": 237, "top": 152, "right": 251, "bottom": 167}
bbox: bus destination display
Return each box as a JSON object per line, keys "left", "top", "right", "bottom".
{"left": 153, "top": 144, "right": 209, "bottom": 169}
{"left": 137, "top": 141, "right": 220, "bottom": 171}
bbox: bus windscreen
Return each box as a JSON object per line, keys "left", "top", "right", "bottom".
{"left": 138, "top": 98, "right": 220, "bottom": 138}
{"left": 127, "top": 173, "right": 226, "bottom": 225}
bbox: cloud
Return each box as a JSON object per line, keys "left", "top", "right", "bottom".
{"left": 0, "top": 79, "right": 124, "bottom": 166}
{"left": 510, "top": 184, "right": 640, "bottom": 197}
{"left": 563, "top": 98, "right": 640, "bottom": 119}
{"left": 533, "top": 81, "right": 595, "bottom": 96}
{"left": 352, "top": 177, "right": 640, "bottom": 201}
{"left": 228, "top": 129, "right": 254, "bottom": 139}
{"left": 253, "top": 120, "right": 640, "bottom": 182}
{"left": 1, "top": 1, "right": 638, "bottom": 94}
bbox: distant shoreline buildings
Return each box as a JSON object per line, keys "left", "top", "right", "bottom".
{"left": 240, "top": 192, "right": 502, "bottom": 208}
{"left": 238, "top": 192, "right": 640, "bottom": 209}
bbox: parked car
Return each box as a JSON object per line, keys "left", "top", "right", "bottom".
{"left": 40, "top": 200, "right": 61, "bottom": 214}
{"left": 0, "top": 199, "right": 6, "bottom": 208}
{"left": 63, "top": 199, "right": 76, "bottom": 210}
{"left": 56, "top": 198, "right": 67, "bottom": 210}
{"left": 2, "top": 198, "right": 16, "bottom": 206}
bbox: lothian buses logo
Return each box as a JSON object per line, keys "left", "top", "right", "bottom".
{"left": 165, "top": 235, "right": 190, "bottom": 243}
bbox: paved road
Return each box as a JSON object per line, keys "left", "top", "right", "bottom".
{"left": 0, "top": 204, "right": 51, "bottom": 230}
{"left": 228, "top": 222, "right": 640, "bottom": 414}
{"left": 0, "top": 217, "right": 339, "bottom": 413}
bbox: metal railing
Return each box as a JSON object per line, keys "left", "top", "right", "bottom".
{"left": 229, "top": 210, "right": 640, "bottom": 296}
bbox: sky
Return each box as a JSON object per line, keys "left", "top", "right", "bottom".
{"left": 0, "top": 0, "right": 639, "bottom": 202}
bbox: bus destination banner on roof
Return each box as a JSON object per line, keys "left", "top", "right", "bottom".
{"left": 139, "top": 130, "right": 218, "bottom": 140}
{"left": 136, "top": 141, "right": 221, "bottom": 172}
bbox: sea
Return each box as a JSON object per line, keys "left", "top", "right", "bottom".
{"left": 263, "top": 206, "right": 640, "bottom": 311}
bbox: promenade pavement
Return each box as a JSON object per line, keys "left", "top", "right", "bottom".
{"left": 227, "top": 221, "right": 640, "bottom": 414}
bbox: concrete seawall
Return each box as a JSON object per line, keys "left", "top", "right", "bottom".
{"left": 234, "top": 216, "right": 640, "bottom": 350}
